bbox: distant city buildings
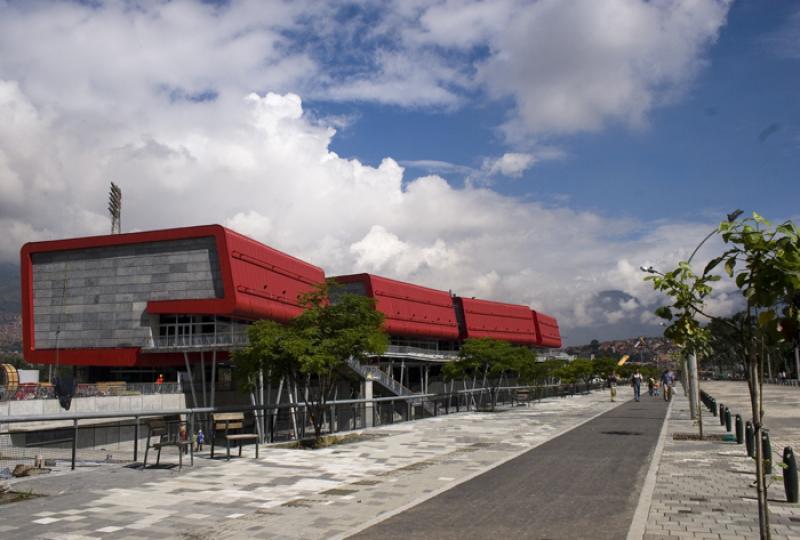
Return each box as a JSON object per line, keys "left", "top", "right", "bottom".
{"left": 0, "top": 313, "right": 22, "bottom": 350}
{"left": 565, "top": 336, "right": 679, "bottom": 366}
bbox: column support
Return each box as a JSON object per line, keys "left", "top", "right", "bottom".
{"left": 364, "top": 377, "right": 374, "bottom": 427}
{"left": 183, "top": 352, "right": 198, "bottom": 410}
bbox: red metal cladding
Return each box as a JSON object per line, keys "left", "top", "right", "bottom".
{"left": 20, "top": 223, "right": 562, "bottom": 369}
{"left": 20, "top": 225, "right": 323, "bottom": 367}
{"left": 458, "top": 297, "right": 538, "bottom": 345}
{"left": 334, "top": 273, "right": 460, "bottom": 340}
{"left": 146, "top": 226, "right": 324, "bottom": 321}
{"left": 532, "top": 310, "right": 562, "bottom": 348}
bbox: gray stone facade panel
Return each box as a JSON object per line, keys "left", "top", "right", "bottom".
{"left": 32, "top": 236, "right": 223, "bottom": 349}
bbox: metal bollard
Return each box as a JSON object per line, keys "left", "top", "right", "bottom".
{"left": 762, "top": 431, "right": 773, "bottom": 475}
{"left": 725, "top": 408, "right": 732, "bottom": 432}
{"left": 711, "top": 398, "right": 717, "bottom": 417}
{"left": 735, "top": 414, "right": 743, "bottom": 444}
{"left": 720, "top": 405, "right": 726, "bottom": 426}
{"left": 745, "top": 421, "right": 755, "bottom": 458}
{"left": 784, "top": 447, "right": 798, "bottom": 503}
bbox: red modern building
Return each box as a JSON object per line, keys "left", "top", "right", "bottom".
{"left": 533, "top": 311, "right": 563, "bottom": 349}
{"left": 455, "top": 297, "right": 538, "bottom": 346}
{"left": 20, "top": 225, "right": 562, "bottom": 394}
{"left": 333, "top": 273, "right": 561, "bottom": 350}
{"left": 21, "top": 224, "right": 324, "bottom": 370}
{"left": 334, "top": 273, "right": 459, "bottom": 342}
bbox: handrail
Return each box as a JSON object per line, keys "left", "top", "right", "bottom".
{"left": 0, "top": 384, "right": 585, "bottom": 424}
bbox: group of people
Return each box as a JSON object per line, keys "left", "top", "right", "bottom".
{"left": 607, "top": 368, "right": 675, "bottom": 402}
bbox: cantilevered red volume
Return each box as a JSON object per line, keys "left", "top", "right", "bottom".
{"left": 333, "top": 273, "right": 460, "bottom": 340}
{"left": 532, "top": 310, "right": 562, "bottom": 348}
{"left": 20, "top": 225, "right": 324, "bottom": 367}
{"left": 456, "top": 297, "right": 538, "bottom": 346}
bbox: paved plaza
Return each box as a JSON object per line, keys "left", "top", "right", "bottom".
{"left": 643, "top": 382, "right": 800, "bottom": 540}
{"left": 701, "top": 381, "right": 800, "bottom": 451}
{"left": 1, "top": 390, "right": 624, "bottom": 540}
{"left": 2, "top": 382, "right": 800, "bottom": 539}
{"left": 350, "top": 397, "right": 667, "bottom": 540}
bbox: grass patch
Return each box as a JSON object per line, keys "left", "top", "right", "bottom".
{"left": 280, "top": 432, "right": 387, "bottom": 449}
{"left": 673, "top": 432, "right": 731, "bottom": 441}
{"left": 0, "top": 489, "right": 42, "bottom": 505}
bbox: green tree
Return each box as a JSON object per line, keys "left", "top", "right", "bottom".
{"left": 645, "top": 253, "right": 719, "bottom": 441}
{"left": 0, "top": 351, "right": 32, "bottom": 370}
{"left": 592, "top": 357, "right": 618, "bottom": 378}
{"left": 707, "top": 313, "right": 747, "bottom": 378}
{"left": 648, "top": 212, "right": 800, "bottom": 540}
{"left": 444, "top": 338, "right": 536, "bottom": 410}
{"left": 518, "top": 358, "right": 564, "bottom": 386}
{"left": 556, "top": 358, "right": 594, "bottom": 390}
{"left": 234, "top": 282, "right": 388, "bottom": 442}
{"left": 709, "top": 214, "right": 800, "bottom": 538}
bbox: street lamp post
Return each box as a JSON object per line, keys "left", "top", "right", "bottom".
{"left": 640, "top": 210, "right": 742, "bottom": 422}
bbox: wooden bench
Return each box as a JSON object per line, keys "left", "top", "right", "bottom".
{"left": 95, "top": 381, "right": 126, "bottom": 396}
{"left": 514, "top": 389, "right": 530, "bottom": 404}
{"left": 210, "top": 412, "right": 259, "bottom": 460}
{"left": 142, "top": 418, "right": 192, "bottom": 470}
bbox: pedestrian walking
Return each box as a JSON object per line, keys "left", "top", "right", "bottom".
{"left": 608, "top": 371, "right": 618, "bottom": 402}
{"left": 660, "top": 369, "right": 675, "bottom": 402}
{"left": 647, "top": 376, "right": 655, "bottom": 397}
{"left": 195, "top": 429, "right": 204, "bottom": 452}
{"left": 631, "top": 369, "right": 643, "bottom": 402}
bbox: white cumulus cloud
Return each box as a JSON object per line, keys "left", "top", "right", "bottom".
{"left": 0, "top": 0, "right": 741, "bottom": 343}
{"left": 483, "top": 153, "right": 536, "bottom": 178}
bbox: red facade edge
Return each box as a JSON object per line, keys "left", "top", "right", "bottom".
{"left": 21, "top": 225, "right": 324, "bottom": 366}
{"left": 458, "top": 297, "right": 538, "bottom": 346}
{"left": 334, "top": 273, "right": 460, "bottom": 340}
{"left": 532, "top": 310, "right": 562, "bottom": 349}
{"left": 21, "top": 227, "right": 562, "bottom": 367}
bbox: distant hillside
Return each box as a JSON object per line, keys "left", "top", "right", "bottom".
{"left": 0, "top": 263, "right": 20, "bottom": 315}
{"left": 565, "top": 335, "right": 680, "bottom": 364}
{"left": 0, "top": 264, "right": 22, "bottom": 348}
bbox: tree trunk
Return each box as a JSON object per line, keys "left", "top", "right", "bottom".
{"left": 687, "top": 352, "right": 699, "bottom": 420}
{"left": 689, "top": 352, "right": 703, "bottom": 438}
{"left": 748, "top": 338, "right": 771, "bottom": 540}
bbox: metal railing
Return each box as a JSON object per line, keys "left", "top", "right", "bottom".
{"left": 145, "top": 332, "right": 249, "bottom": 351}
{"left": 763, "top": 378, "right": 800, "bottom": 387}
{"left": 345, "top": 358, "right": 416, "bottom": 397}
{"left": 383, "top": 344, "right": 460, "bottom": 361}
{"left": 1, "top": 382, "right": 184, "bottom": 401}
{"left": 0, "top": 382, "right": 601, "bottom": 472}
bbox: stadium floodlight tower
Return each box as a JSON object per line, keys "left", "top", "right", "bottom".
{"left": 108, "top": 181, "right": 122, "bottom": 234}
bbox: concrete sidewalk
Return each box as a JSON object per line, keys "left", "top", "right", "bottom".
{"left": 1, "top": 389, "right": 626, "bottom": 540}
{"left": 643, "top": 388, "right": 800, "bottom": 540}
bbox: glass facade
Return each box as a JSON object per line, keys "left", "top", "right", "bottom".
{"left": 153, "top": 315, "right": 250, "bottom": 349}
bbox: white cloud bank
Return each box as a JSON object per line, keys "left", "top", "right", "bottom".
{"left": 0, "top": 0, "right": 738, "bottom": 341}
{"left": 0, "top": 83, "right": 734, "bottom": 335}
{"left": 377, "top": 0, "right": 731, "bottom": 137}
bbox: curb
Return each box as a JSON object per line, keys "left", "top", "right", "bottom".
{"left": 626, "top": 396, "right": 674, "bottom": 540}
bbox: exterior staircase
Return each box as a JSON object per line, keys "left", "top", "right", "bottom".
{"left": 345, "top": 357, "right": 416, "bottom": 397}
{"left": 345, "top": 357, "right": 436, "bottom": 417}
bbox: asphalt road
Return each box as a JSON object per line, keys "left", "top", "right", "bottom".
{"left": 348, "top": 397, "right": 669, "bottom": 540}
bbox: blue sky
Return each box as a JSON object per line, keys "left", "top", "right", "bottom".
{"left": 319, "top": 0, "right": 799, "bottom": 224}
{"left": 0, "top": 0, "right": 798, "bottom": 344}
